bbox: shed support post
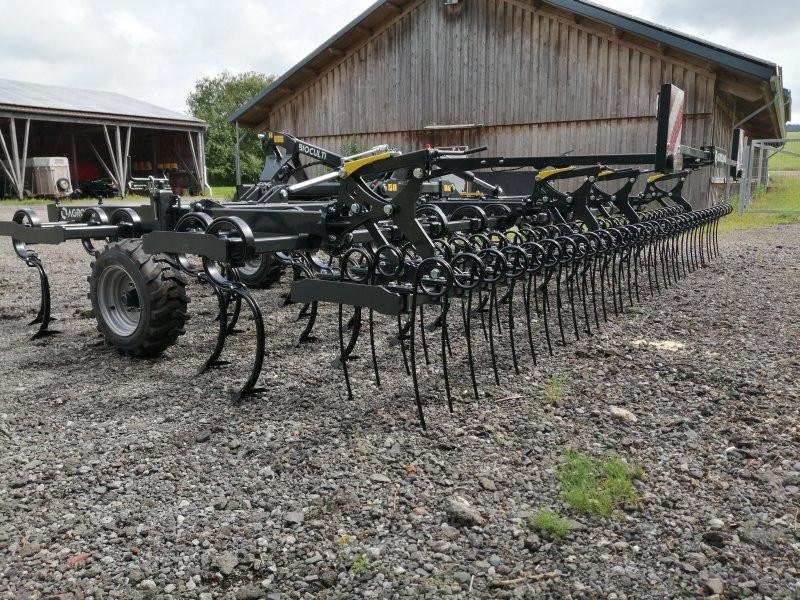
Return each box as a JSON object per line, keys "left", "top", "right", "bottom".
{"left": 102, "top": 125, "right": 131, "bottom": 197}
{"left": 234, "top": 120, "right": 242, "bottom": 188}
{"left": 70, "top": 128, "right": 78, "bottom": 185}
{"left": 199, "top": 132, "right": 211, "bottom": 195}
{"left": 0, "top": 118, "right": 30, "bottom": 199}
{"left": 186, "top": 131, "right": 209, "bottom": 195}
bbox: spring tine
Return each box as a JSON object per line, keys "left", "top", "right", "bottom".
{"left": 296, "top": 302, "right": 311, "bottom": 320}
{"left": 343, "top": 307, "right": 363, "bottom": 357}
{"left": 523, "top": 275, "right": 538, "bottom": 365}
{"left": 297, "top": 301, "right": 319, "bottom": 344}
{"left": 419, "top": 305, "right": 431, "bottom": 365}
{"left": 493, "top": 288, "right": 503, "bottom": 334}
{"left": 660, "top": 235, "right": 671, "bottom": 288}
{"left": 616, "top": 250, "right": 627, "bottom": 312}
{"left": 198, "top": 279, "right": 231, "bottom": 373}
{"left": 610, "top": 251, "right": 621, "bottom": 315}
{"left": 27, "top": 256, "right": 60, "bottom": 339}
{"left": 225, "top": 268, "right": 243, "bottom": 334}
{"left": 397, "top": 315, "right": 411, "bottom": 375}
{"left": 229, "top": 283, "right": 266, "bottom": 401}
{"left": 440, "top": 299, "right": 453, "bottom": 413}
{"left": 477, "top": 290, "right": 489, "bottom": 341}
{"left": 651, "top": 238, "right": 662, "bottom": 294}
{"left": 506, "top": 282, "right": 520, "bottom": 374}
{"left": 566, "top": 264, "right": 580, "bottom": 341}
{"left": 369, "top": 308, "right": 381, "bottom": 387}
{"left": 578, "top": 260, "right": 592, "bottom": 335}
{"left": 624, "top": 250, "right": 634, "bottom": 307}
{"left": 463, "top": 291, "right": 479, "bottom": 400}
{"left": 555, "top": 264, "right": 567, "bottom": 345}
{"left": 632, "top": 246, "right": 641, "bottom": 304}
{"left": 338, "top": 303, "right": 354, "bottom": 402}
{"left": 598, "top": 253, "right": 610, "bottom": 320}
{"left": 541, "top": 270, "right": 554, "bottom": 356}
{"left": 588, "top": 256, "right": 600, "bottom": 328}
{"left": 487, "top": 286, "right": 501, "bottom": 385}
{"left": 699, "top": 222, "right": 708, "bottom": 267}
{"left": 409, "top": 294, "right": 426, "bottom": 429}
{"left": 680, "top": 226, "right": 689, "bottom": 277}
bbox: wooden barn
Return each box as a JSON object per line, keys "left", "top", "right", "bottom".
{"left": 230, "top": 0, "right": 790, "bottom": 206}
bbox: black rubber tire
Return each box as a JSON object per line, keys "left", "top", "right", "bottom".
{"left": 237, "top": 252, "right": 285, "bottom": 289}
{"left": 89, "top": 239, "right": 189, "bottom": 357}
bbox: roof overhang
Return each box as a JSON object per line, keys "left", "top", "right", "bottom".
{"left": 0, "top": 104, "right": 207, "bottom": 132}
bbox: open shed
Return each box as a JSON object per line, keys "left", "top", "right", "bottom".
{"left": 0, "top": 78, "right": 208, "bottom": 199}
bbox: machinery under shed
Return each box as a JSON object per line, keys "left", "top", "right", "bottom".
{"left": 0, "top": 78, "right": 208, "bottom": 199}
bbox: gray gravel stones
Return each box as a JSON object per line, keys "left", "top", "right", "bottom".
{"left": 446, "top": 495, "right": 486, "bottom": 526}
{"left": 0, "top": 209, "right": 798, "bottom": 597}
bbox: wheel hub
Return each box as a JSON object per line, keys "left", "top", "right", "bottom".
{"left": 97, "top": 265, "right": 141, "bottom": 336}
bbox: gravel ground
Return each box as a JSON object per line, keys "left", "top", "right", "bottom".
{"left": 0, "top": 205, "right": 798, "bottom": 599}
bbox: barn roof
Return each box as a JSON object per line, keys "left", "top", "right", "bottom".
{"left": 0, "top": 78, "right": 206, "bottom": 131}
{"left": 230, "top": 0, "right": 787, "bottom": 134}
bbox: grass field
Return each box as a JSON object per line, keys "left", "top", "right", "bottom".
{"left": 765, "top": 131, "right": 800, "bottom": 171}
{"left": 722, "top": 176, "right": 800, "bottom": 233}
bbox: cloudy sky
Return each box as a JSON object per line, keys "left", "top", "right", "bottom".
{"left": 0, "top": 0, "right": 795, "bottom": 120}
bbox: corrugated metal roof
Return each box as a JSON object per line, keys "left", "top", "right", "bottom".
{"left": 0, "top": 78, "right": 205, "bottom": 129}
{"left": 230, "top": 0, "right": 783, "bottom": 127}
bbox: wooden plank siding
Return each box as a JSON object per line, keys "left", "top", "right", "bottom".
{"left": 260, "top": 0, "right": 721, "bottom": 206}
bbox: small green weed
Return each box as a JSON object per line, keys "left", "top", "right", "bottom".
{"left": 558, "top": 451, "right": 642, "bottom": 516}
{"left": 491, "top": 431, "right": 507, "bottom": 446}
{"left": 544, "top": 374, "right": 565, "bottom": 406}
{"left": 529, "top": 509, "right": 573, "bottom": 538}
{"left": 351, "top": 554, "right": 370, "bottom": 574}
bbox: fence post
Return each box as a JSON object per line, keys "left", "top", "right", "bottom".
{"left": 738, "top": 143, "right": 750, "bottom": 214}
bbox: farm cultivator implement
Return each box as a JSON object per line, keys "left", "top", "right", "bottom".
{"left": 0, "top": 85, "right": 733, "bottom": 427}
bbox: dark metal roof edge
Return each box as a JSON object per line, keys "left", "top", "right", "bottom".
{"left": 229, "top": 0, "right": 407, "bottom": 124}
{"left": 547, "top": 0, "right": 777, "bottom": 79}
{"left": 231, "top": 0, "right": 782, "bottom": 126}
{"left": 0, "top": 103, "right": 208, "bottom": 131}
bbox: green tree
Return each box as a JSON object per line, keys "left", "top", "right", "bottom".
{"left": 187, "top": 71, "right": 275, "bottom": 185}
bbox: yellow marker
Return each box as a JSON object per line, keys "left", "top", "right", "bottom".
{"left": 342, "top": 151, "right": 393, "bottom": 177}
{"left": 647, "top": 173, "right": 666, "bottom": 183}
{"left": 274, "top": 134, "right": 285, "bottom": 144}
{"left": 598, "top": 169, "right": 616, "bottom": 178}
{"left": 443, "top": 184, "right": 454, "bottom": 192}
{"left": 267, "top": 132, "right": 274, "bottom": 139}
{"left": 536, "top": 166, "right": 576, "bottom": 181}
{"left": 459, "top": 191, "right": 485, "bottom": 198}
{"left": 387, "top": 183, "right": 399, "bottom": 192}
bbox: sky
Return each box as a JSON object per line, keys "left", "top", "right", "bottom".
{"left": 0, "top": 0, "right": 795, "bottom": 120}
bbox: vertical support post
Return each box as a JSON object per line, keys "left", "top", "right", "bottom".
{"left": 199, "top": 131, "right": 211, "bottom": 195}
{"left": 102, "top": 125, "right": 120, "bottom": 188}
{"left": 234, "top": 120, "right": 242, "bottom": 188}
{"left": 70, "top": 128, "right": 78, "bottom": 184}
{"left": 122, "top": 126, "right": 131, "bottom": 198}
{"left": 151, "top": 132, "right": 158, "bottom": 174}
{"left": 20, "top": 119, "right": 30, "bottom": 198}
{"left": 114, "top": 126, "right": 124, "bottom": 198}
{"left": 187, "top": 131, "right": 201, "bottom": 193}
{"left": 755, "top": 144, "right": 764, "bottom": 189}
{"left": 9, "top": 118, "right": 22, "bottom": 199}
{"left": 738, "top": 142, "right": 750, "bottom": 214}
{"left": 0, "top": 122, "right": 18, "bottom": 196}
